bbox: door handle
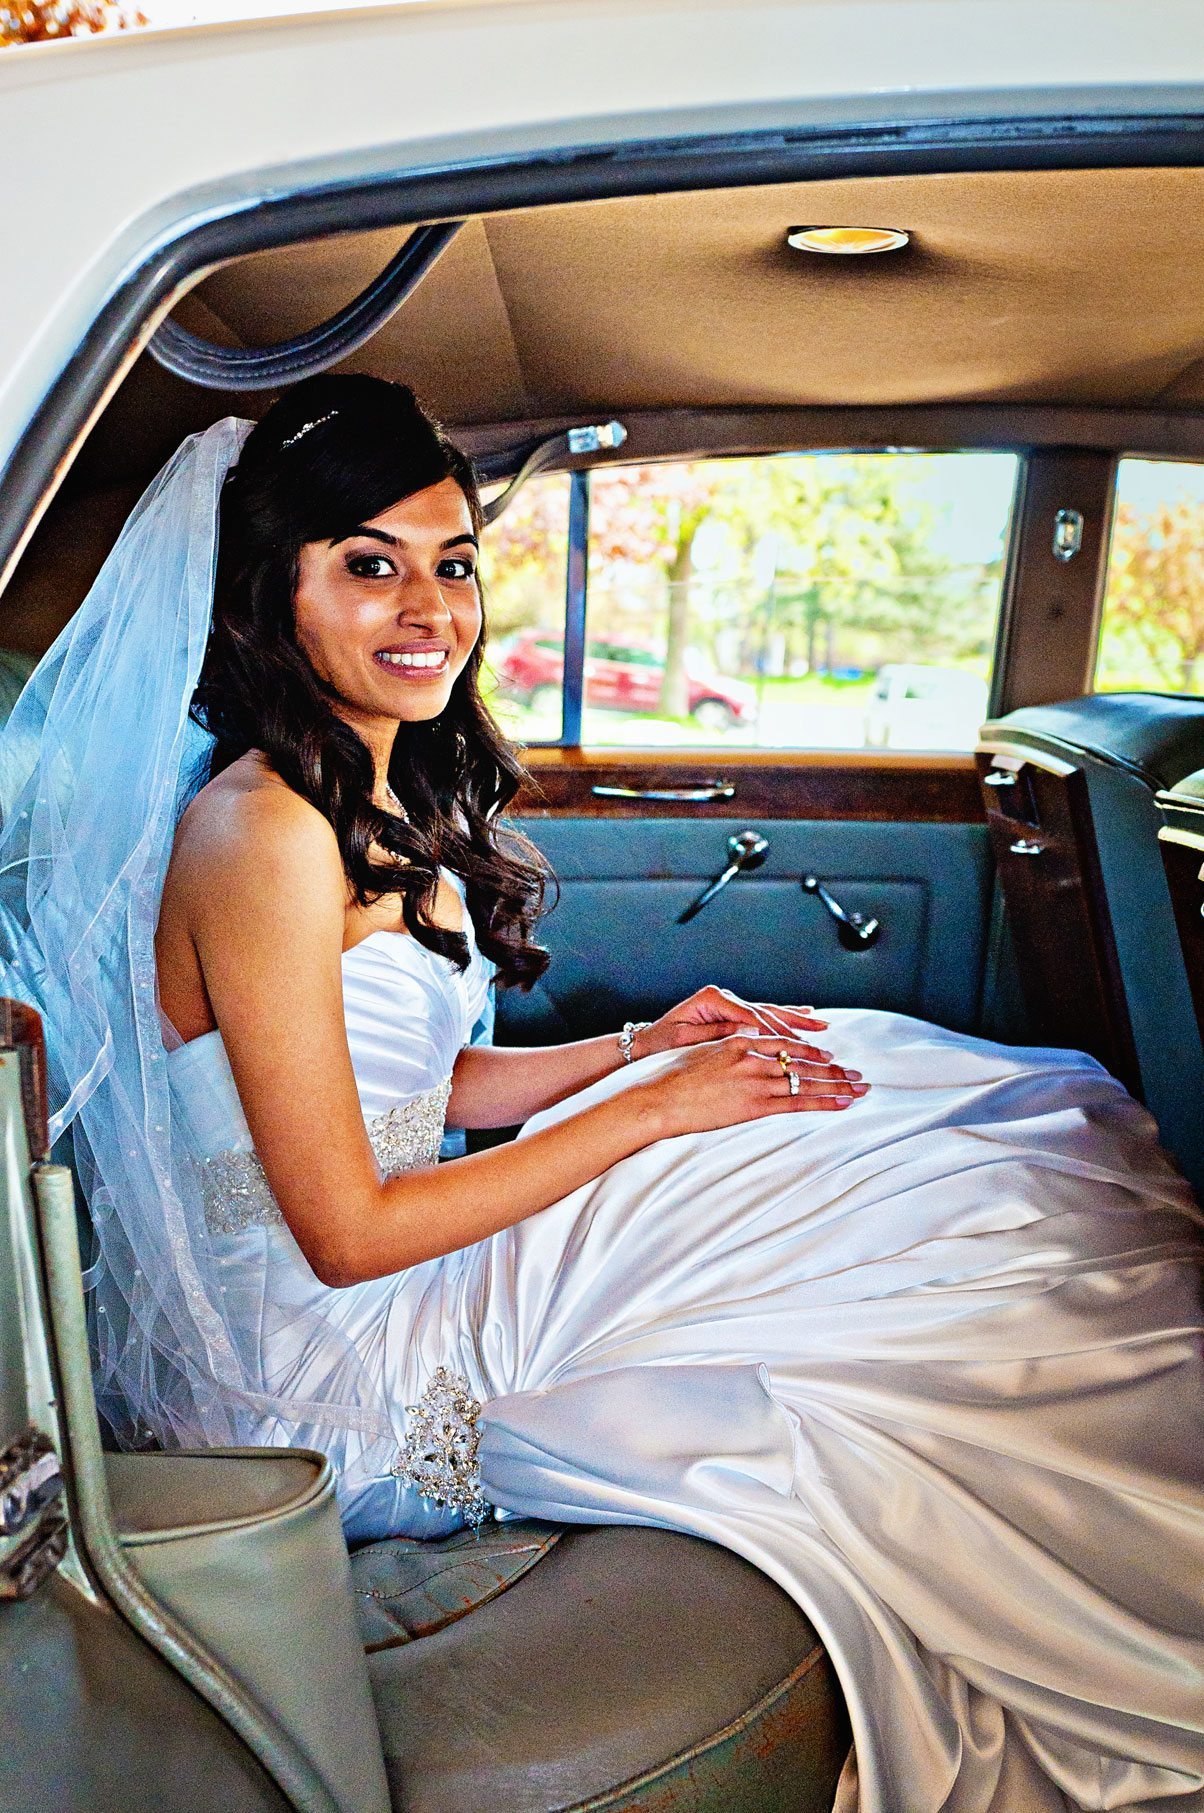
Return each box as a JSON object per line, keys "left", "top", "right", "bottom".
{"left": 592, "top": 781, "right": 736, "bottom": 802}
{"left": 678, "top": 830, "right": 769, "bottom": 924}
{"left": 802, "top": 875, "right": 881, "bottom": 950}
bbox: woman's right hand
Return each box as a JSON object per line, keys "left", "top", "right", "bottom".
{"left": 634, "top": 1033, "right": 869, "bottom": 1138}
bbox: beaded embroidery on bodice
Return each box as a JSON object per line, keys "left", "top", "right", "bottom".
{"left": 200, "top": 1078, "right": 453, "bottom": 1234}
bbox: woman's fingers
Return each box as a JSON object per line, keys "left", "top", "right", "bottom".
{"left": 694, "top": 989, "right": 829, "bottom": 1036}
{"left": 742, "top": 1036, "right": 858, "bottom": 1075}
{"left": 752, "top": 1003, "right": 829, "bottom": 1034}
{"left": 738, "top": 1035, "right": 870, "bottom": 1105}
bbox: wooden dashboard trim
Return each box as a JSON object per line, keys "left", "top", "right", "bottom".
{"left": 513, "top": 749, "right": 984, "bottom": 823}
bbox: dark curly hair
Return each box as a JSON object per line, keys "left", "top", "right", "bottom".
{"left": 192, "top": 373, "right": 551, "bottom": 989}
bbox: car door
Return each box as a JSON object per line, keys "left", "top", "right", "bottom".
{"left": 489, "top": 445, "right": 1024, "bottom": 1051}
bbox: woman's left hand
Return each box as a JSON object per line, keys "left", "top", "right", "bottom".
{"left": 635, "top": 985, "right": 829, "bottom": 1061}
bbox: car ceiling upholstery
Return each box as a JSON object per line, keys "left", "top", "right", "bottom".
{"left": 188, "top": 166, "right": 1204, "bottom": 425}
{"left": 9, "top": 163, "right": 1204, "bottom": 650}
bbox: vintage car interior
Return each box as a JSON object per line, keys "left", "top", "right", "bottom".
{"left": 6, "top": 153, "right": 1204, "bottom": 1813}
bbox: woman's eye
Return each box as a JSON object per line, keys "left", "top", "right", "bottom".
{"left": 438, "top": 557, "right": 477, "bottom": 582}
{"left": 347, "top": 553, "right": 395, "bottom": 579}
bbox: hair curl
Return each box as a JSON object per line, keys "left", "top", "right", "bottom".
{"left": 192, "top": 373, "right": 552, "bottom": 989}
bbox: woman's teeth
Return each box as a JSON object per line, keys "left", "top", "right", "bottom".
{"left": 375, "top": 649, "right": 448, "bottom": 673}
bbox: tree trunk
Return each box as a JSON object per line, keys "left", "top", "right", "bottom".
{"left": 660, "top": 540, "right": 694, "bottom": 717}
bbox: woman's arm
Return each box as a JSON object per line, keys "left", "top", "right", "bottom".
{"left": 178, "top": 779, "right": 865, "bottom": 1290}
{"left": 448, "top": 988, "right": 834, "bottom": 1128}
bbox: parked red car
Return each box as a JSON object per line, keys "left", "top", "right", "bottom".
{"left": 496, "top": 632, "right": 756, "bottom": 730}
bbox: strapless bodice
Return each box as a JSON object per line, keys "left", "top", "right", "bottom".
{"left": 167, "top": 884, "right": 492, "bottom": 1231}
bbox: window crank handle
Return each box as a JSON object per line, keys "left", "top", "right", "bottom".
{"left": 677, "top": 831, "right": 769, "bottom": 924}
{"left": 802, "top": 875, "right": 881, "bottom": 950}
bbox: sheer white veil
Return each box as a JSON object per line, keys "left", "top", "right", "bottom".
{"left": 0, "top": 419, "right": 394, "bottom": 1465}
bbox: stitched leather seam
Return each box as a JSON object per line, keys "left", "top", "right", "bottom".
{"left": 357, "top": 1532, "right": 562, "bottom": 1649}
{"left": 554, "top": 1643, "right": 835, "bottom": 1813}
{"left": 354, "top": 1538, "right": 554, "bottom": 1601}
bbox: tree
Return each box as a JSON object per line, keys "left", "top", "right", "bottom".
{"left": 696, "top": 454, "right": 997, "bottom": 678}
{"left": 1102, "top": 498, "right": 1204, "bottom": 693}
{"left": 1, "top": 1, "right": 144, "bottom": 44}
{"left": 588, "top": 465, "right": 719, "bottom": 715}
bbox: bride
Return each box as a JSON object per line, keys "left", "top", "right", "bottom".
{"left": 1, "top": 373, "right": 1201, "bottom": 1813}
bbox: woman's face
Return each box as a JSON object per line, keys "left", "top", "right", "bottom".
{"left": 292, "top": 475, "right": 481, "bottom": 733}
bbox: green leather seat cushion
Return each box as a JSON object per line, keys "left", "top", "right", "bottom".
{"left": 362, "top": 1522, "right": 848, "bottom": 1813}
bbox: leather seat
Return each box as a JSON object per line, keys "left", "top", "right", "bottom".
{"left": 980, "top": 691, "right": 1204, "bottom": 1193}
{"left": 352, "top": 1520, "right": 849, "bottom": 1813}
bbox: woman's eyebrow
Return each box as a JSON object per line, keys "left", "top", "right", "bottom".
{"left": 330, "top": 526, "right": 479, "bottom": 550}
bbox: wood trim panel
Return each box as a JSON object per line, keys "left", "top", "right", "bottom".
{"left": 514, "top": 749, "right": 984, "bottom": 823}
{"left": 0, "top": 998, "right": 49, "bottom": 1161}
{"left": 976, "top": 751, "right": 1141, "bottom": 1093}
{"left": 991, "top": 447, "right": 1117, "bottom": 716}
{"left": 461, "top": 403, "right": 1204, "bottom": 472}
{"left": 1159, "top": 832, "right": 1204, "bottom": 1045}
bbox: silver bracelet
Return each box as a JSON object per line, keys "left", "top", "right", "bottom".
{"left": 618, "top": 1020, "right": 652, "bottom": 1064}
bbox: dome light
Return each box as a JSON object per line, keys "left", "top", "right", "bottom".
{"left": 787, "top": 226, "right": 910, "bottom": 256}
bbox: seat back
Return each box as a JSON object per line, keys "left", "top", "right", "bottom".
{"left": 978, "top": 693, "right": 1204, "bottom": 1196}
{"left": 1156, "top": 768, "right": 1204, "bottom": 1080}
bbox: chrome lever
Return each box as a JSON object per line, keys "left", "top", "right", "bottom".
{"left": 802, "top": 875, "right": 881, "bottom": 950}
{"left": 593, "top": 781, "right": 736, "bottom": 802}
{"left": 678, "top": 830, "right": 769, "bottom": 924}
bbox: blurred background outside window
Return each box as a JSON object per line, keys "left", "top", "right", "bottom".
{"left": 1095, "top": 457, "right": 1204, "bottom": 698}
{"left": 484, "top": 451, "right": 1018, "bottom": 751}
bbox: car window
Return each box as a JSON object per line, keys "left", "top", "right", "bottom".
{"left": 481, "top": 471, "right": 571, "bottom": 738}
{"left": 580, "top": 451, "right": 1016, "bottom": 750}
{"left": 1094, "top": 457, "right": 1204, "bottom": 697}
{"left": 483, "top": 452, "right": 1017, "bottom": 750}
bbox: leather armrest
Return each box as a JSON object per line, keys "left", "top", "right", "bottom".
{"left": 109, "top": 1448, "right": 389, "bottom": 1813}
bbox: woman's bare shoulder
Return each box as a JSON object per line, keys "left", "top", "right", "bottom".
{"left": 172, "top": 752, "right": 343, "bottom": 898}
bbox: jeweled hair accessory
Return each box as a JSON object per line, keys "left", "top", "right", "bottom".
{"left": 279, "top": 410, "right": 338, "bottom": 450}
{"left": 392, "top": 1366, "right": 491, "bottom": 1526}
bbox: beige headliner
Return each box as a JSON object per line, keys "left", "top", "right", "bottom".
{"left": 189, "top": 166, "right": 1204, "bottom": 424}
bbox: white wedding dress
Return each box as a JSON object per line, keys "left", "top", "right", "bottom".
{"left": 167, "top": 876, "right": 1204, "bottom": 1813}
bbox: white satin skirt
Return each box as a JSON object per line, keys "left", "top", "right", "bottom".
{"left": 312, "top": 1008, "right": 1204, "bottom": 1812}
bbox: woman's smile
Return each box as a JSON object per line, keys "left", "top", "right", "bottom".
{"left": 372, "top": 642, "right": 452, "bottom": 678}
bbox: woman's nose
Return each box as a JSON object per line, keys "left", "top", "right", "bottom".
{"left": 397, "top": 572, "right": 453, "bottom": 624}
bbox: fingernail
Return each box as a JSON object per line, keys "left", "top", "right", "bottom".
{"left": 816, "top": 1048, "right": 833, "bottom": 1060}
{"left": 843, "top": 1068, "right": 862, "bottom": 1081}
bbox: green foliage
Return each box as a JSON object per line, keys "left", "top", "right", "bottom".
{"left": 481, "top": 452, "right": 1006, "bottom": 716}
{"left": 1097, "top": 497, "right": 1204, "bottom": 694}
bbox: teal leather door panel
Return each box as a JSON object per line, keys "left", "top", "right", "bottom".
{"left": 498, "top": 818, "right": 992, "bottom": 1044}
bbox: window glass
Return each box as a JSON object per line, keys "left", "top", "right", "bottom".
{"left": 1096, "top": 458, "right": 1204, "bottom": 695}
{"left": 480, "top": 472, "right": 571, "bottom": 739}
{"left": 583, "top": 451, "right": 1017, "bottom": 750}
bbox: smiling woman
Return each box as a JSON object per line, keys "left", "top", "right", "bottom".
{"left": 178, "top": 374, "right": 552, "bottom": 997}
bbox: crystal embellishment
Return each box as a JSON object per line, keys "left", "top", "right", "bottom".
{"left": 201, "top": 1078, "right": 453, "bottom": 1235}
{"left": 391, "top": 1366, "right": 490, "bottom": 1526}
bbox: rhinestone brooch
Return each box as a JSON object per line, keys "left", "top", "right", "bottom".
{"left": 391, "top": 1366, "right": 491, "bottom": 1527}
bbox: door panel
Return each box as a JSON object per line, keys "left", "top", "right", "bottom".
{"left": 497, "top": 816, "right": 993, "bottom": 1044}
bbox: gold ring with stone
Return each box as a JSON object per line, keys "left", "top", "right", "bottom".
{"left": 776, "top": 1049, "right": 796, "bottom": 1077}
